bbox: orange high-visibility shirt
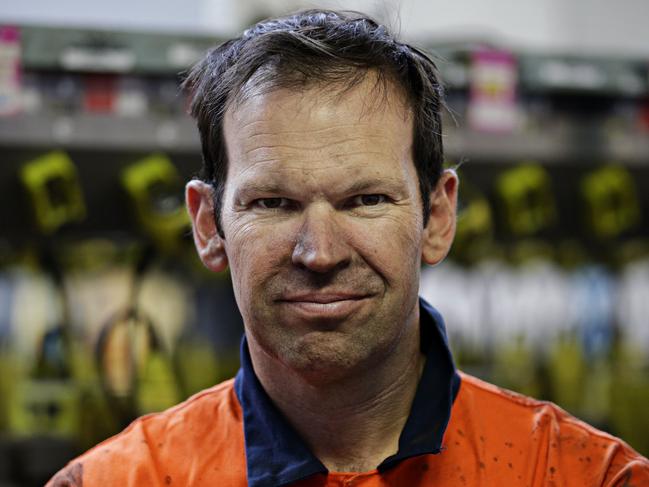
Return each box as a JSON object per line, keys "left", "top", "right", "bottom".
{"left": 48, "top": 302, "right": 649, "bottom": 487}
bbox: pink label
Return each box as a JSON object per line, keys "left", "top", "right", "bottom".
{"left": 0, "top": 25, "right": 22, "bottom": 116}
{"left": 468, "top": 48, "right": 518, "bottom": 133}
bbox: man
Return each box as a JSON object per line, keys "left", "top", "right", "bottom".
{"left": 49, "top": 9, "right": 648, "bottom": 487}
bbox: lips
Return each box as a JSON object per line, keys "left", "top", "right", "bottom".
{"left": 279, "top": 292, "right": 368, "bottom": 304}
{"left": 277, "top": 292, "right": 372, "bottom": 320}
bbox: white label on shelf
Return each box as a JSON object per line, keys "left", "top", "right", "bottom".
{"left": 52, "top": 116, "right": 74, "bottom": 142}
{"left": 157, "top": 120, "right": 178, "bottom": 146}
{"left": 61, "top": 47, "right": 136, "bottom": 73}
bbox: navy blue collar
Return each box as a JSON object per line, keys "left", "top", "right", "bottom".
{"left": 234, "top": 298, "right": 461, "bottom": 487}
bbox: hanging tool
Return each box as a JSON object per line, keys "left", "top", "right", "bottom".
{"left": 19, "top": 151, "right": 86, "bottom": 235}
{"left": 96, "top": 245, "right": 180, "bottom": 428}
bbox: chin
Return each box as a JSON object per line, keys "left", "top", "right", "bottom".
{"left": 276, "top": 331, "right": 378, "bottom": 384}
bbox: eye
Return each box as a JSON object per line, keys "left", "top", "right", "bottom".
{"left": 351, "top": 194, "right": 387, "bottom": 207}
{"left": 253, "top": 197, "right": 291, "bottom": 209}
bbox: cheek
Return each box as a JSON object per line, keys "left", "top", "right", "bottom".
{"left": 225, "top": 220, "right": 294, "bottom": 289}
{"left": 349, "top": 215, "right": 423, "bottom": 282}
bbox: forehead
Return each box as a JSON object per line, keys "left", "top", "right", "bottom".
{"left": 222, "top": 75, "right": 414, "bottom": 179}
{"left": 229, "top": 68, "right": 410, "bottom": 122}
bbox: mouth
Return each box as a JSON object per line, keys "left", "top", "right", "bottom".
{"left": 277, "top": 293, "right": 372, "bottom": 320}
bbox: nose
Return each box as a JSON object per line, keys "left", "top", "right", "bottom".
{"left": 291, "top": 204, "right": 352, "bottom": 273}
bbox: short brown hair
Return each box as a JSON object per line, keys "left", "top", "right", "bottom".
{"left": 183, "top": 9, "right": 446, "bottom": 236}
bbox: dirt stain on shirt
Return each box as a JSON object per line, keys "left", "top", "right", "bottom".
{"left": 48, "top": 462, "right": 84, "bottom": 487}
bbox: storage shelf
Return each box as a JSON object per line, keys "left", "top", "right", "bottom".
{"left": 1, "top": 113, "right": 648, "bottom": 163}
{"left": 444, "top": 126, "right": 649, "bottom": 164}
{"left": 0, "top": 113, "right": 199, "bottom": 152}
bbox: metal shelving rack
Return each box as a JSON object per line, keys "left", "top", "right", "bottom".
{"left": 3, "top": 113, "right": 649, "bottom": 165}
{"left": 1, "top": 28, "right": 647, "bottom": 161}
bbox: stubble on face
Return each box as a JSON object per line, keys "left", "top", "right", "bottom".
{"left": 221, "top": 74, "right": 425, "bottom": 384}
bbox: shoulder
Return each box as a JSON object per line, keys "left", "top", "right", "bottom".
{"left": 47, "top": 379, "right": 247, "bottom": 487}
{"left": 449, "top": 372, "right": 649, "bottom": 486}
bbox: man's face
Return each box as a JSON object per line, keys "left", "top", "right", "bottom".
{"left": 201, "top": 77, "right": 454, "bottom": 382}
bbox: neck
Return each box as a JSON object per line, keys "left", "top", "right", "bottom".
{"left": 248, "top": 316, "right": 425, "bottom": 473}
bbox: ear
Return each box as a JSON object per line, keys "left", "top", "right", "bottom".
{"left": 185, "top": 180, "right": 228, "bottom": 273}
{"left": 422, "top": 169, "right": 459, "bottom": 266}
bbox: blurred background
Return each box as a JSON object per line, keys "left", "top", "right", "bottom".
{"left": 0, "top": 0, "right": 648, "bottom": 484}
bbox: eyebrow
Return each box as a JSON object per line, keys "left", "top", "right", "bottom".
{"left": 342, "top": 178, "right": 405, "bottom": 195}
{"left": 233, "top": 182, "right": 287, "bottom": 201}
{"left": 234, "top": 176, "right": 406, "bottom": 201}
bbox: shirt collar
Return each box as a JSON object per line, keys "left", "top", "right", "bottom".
{"left": 234, "top": 298, "right": 461, "bottom": 487}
